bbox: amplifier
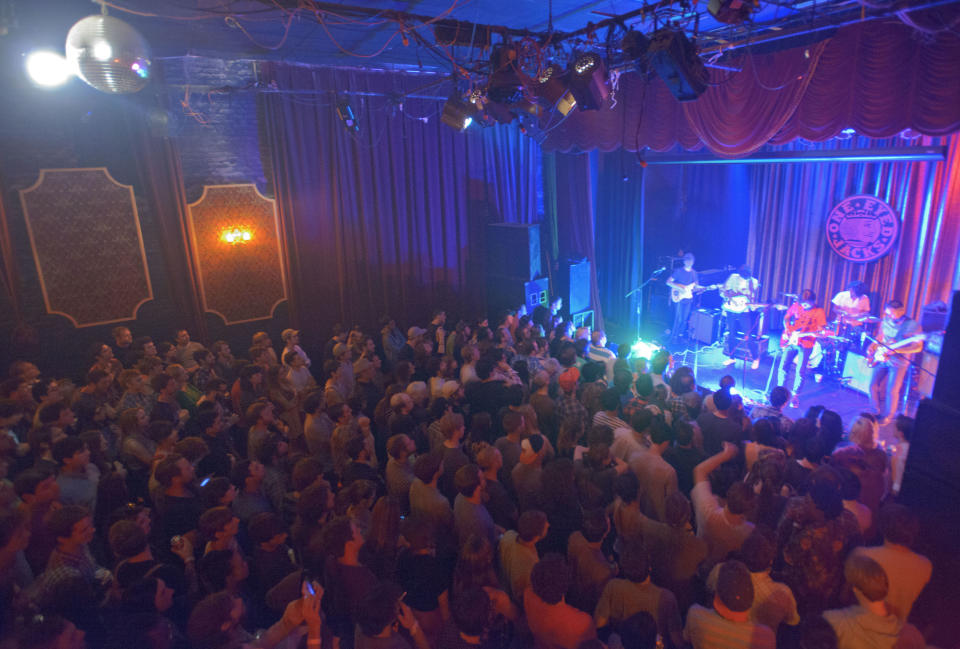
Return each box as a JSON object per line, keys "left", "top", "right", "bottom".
{"left": 843, "top": 351, "right": 872, "bottom": 395}
{"left": 690, "top": 309, "right": 723, "bottom": 344}
{"left": 571, "top": 310, "right": 594, "bottom": 331}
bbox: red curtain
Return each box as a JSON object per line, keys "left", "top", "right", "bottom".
{"left": 542, "top": 21, "right": 960, "bottom": 156}
{"left": 0, "top": 173, "right": 21, "bottom": 323}
{"left": 746, "top": 134, "right": 960, "bottom": 316}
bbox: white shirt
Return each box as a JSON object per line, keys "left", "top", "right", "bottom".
{"left": 587, "top": 344, "right": 617, "bottom": 382}
{"left": 722, "top": 275, "right": 760, "bottom": 313}
{"left": 832, "top": 290, "right": 870, "bottom": 320}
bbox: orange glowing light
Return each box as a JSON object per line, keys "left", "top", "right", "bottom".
{"left": 221, "top": 227, "right": 253, "bottom": 244}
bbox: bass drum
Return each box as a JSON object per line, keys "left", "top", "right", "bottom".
{"left": 807, "top": 341, "right": 823, "bottom": 370}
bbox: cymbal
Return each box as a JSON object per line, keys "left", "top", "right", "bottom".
{"left": 861, "top": 316, "right": 881, "bottom": 323}
{"left": 772, "top": 305, "right": 789, "bottom": 311}
{"left": 782, "top": 292, "right": 799, "bottom": 298}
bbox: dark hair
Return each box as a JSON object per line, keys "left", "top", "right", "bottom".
{"left": 37, "top": 402, "right": 70, "bottom": 425}
{"left": 650, "top": 350, "right": 671, "bottom": 375}
{"left": 198, "top": 549, "right": 235, "bottom": 593}
{"left": 599, "top": 388, "right": 620, "bottom": 412}
{"left": 199, "top": 506, "right": 236, "bottom": 543}
{"left": 475, "top": 358, "right": 495, "bottom": 381}
{"left": 187, "top": 592, "right": 236, "bottom": 649}
{"left": 618, "top": 611, "right": 658, "bottom": 649}
{"left": 413, "top": 451, "right": 443, "bottom": 483}
{"left": 196, "top": 407, "right": 220, "bottom": 433}
{"left": 769, "top": 386, "right": 791, "bottom": 408}
{"left": 454, "top": 464, "right": 482, "bottom": 497}
{"left": 200, "top": 477, "right": 233, "bottom": 510}
{"left": 291, "top": 457, "right": 324, "bottom": 492}
{"left": 630, "top": 409, "right": 653, "bottom": 435}
{"left": 344, "top": 435, "right": 366, "bottom": 462}
{"left": 800, "top": 289, "right": 817, "bottom": 303}
{"left": 619, "top": 542, "right": 650, "bottom": 582}
{"left": 530, "top": 554, "right": 571, "bottom": 605}
{"left": 321, "top": 516, "right": 355, "bottom": 558}
{"left": 147, "top": 420, "right": 176, "bottom": 444}
{"left": 885, "top": 299, "right": 904, "bottom": 311}
{"left": 150, "top": 372, "right": 175, "bottom": 394}
{"left": 879, "top": 503, "right": 920, "bottom": 547}
{"left": 109, "top": 519, "right": 148, "bottom": 558}
{"left": 230, "top": 460, "right": 255, "bottom": 488}
{"left": 452, "top": 587, "right": 491, "bottom": 637}
{"left": 894, "top": 415, "right": 914, "bottom": 442}
{"left": 740, "top": 530, "right": 776, "bottom": 573}
{"left": 614, "top": 472, "right": 640, "bottom": 503}
{"left": 154, "top": 454, "right": 186, "bottom": 488}
{"left": 581, "top": 508, "right": 608, "bottom": 543}
{"left": 649, "top": 418, "right": 674, "bottom": 446}
{"left": 799, "top": 615, "right": 838, "bottom": 649}
{"left": 712, "top": 387, "right": 733, "bottom": 412}
{"left": 248, "top": 512, "right": 285, "bottom": 546}
{"left": 518, "top": 510, "right": 548, "bottom": 542}
{"left": 302, "top": 390, "right": 324, "bottom": 415}
{"left": 47, "top": 504, "right": 90, "bottom": 541}
{"left": 52, "top": 436, "right": 85, "bottom": 465}
{"left": 356, "top": 581, "right": 402, "bottom": 637}
{"left": 634, "top": 373, "right": 654, "bottom": 398}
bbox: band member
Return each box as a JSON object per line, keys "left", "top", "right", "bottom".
{"left": 869, "top": 300, "right": 923, "bottom": 424}
{"left": 779, "top": 290, "right": 826, "bottom": 405}
{"left": 831, "top": 280, "right": 871, "bottom": 325}
{"left": 665, "top": 252, "right": 698, "bottom": 342}
{"left": 720, "top": 265, "right": 761, "bottom": 369}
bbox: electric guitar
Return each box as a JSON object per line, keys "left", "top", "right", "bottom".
{"left": 866, "top": 334, "right": 926, "bottom": 367}
{"left": 669, "top": 283, "right": 720, "bottom": 304}
{"left": 780, "top": 330, "right": 822, "bottom": 348}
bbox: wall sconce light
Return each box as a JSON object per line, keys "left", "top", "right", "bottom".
{"left": 221, "top": 227, "right": 253, "bottom": 244}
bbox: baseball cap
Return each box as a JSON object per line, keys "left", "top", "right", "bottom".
{"left": 281, "top": 328, "right": 299, "bottom": 341}
{"left": 407, "top": 326, "right": 427, "bottom": 339}
{"left": 557, "top": 367, "right": 580, "bottom": 392}
{"left": 716, "top": 560, "right": 754, "bottom": 612}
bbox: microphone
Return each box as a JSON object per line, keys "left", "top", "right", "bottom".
{"left": 654, "top": 266, "right": 667, "bottom": 273}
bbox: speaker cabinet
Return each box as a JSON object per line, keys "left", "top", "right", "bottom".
{"left": 571, "top": 310, "right": 594, "bottom": 331}
{"left": 932, "top": 291, "right": 959, "bottom": 405}
{"left": 842, "top": 351, "right": 872, "bottom": 395}
{"left": 486, "top": 223, "right": 541, "bottom": 282}
{"left": 690, "top": 309, "right": 722, "bottom": 344}
{"left": 558, "top": 258, "right": 591, "bottom": 315}
{"left": 647, "top": 29, "right": 707, "bottom": 102}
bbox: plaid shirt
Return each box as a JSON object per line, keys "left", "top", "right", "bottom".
{"left": 557, "top": 394, "right": 590, "bottom": 435}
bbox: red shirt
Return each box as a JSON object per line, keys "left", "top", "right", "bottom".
{"left": 782, "top": 304, "right": 826, "bottom": 349}
{"left": 524, "top": 587, "right": 597, "bottom": 649}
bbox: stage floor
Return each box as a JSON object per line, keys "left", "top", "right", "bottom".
{"left": 659, "top": 338, "right": 906, "bottom": 445}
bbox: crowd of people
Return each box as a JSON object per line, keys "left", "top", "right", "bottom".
{"left": 0, "top": 306, "right": 934, "bottom": 649}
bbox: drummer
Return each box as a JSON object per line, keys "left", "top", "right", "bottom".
{"left": 832, "top": 280, "right": 871, "bottom": 356}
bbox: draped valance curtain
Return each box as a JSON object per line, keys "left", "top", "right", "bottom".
{"left": 258, "top": 63, "right": 540, "bottom": 330}
{"left": 541, "top": 21, "right": 960, "bottom": 157}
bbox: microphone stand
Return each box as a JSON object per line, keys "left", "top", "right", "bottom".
{"left": 626, "top": 267, "right": 668, "bottom": 342}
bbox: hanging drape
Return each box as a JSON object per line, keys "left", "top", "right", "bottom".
{"left": 747, "top": 134, "right": 960, "bottom": 316}
{"left": 0, "top": 173, "right": 21, "bottom": 323}
{"left": 127, "top": 114, "right": 208, "bottom": 341}
{"left": 258, "top": 63, "right": 539, "bottom": 330}
{"left": 542, "top": 152, "right": 605, "bottom": 329}
{"left": 541, "top": 21, "right": 960, "bottom": 157}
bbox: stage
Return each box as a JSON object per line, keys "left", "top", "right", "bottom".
{"left": 659, "top": 337, "right": 908, "bottom": 445}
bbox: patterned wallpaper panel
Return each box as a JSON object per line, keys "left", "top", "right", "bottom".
{"left": 187, "top": 184, "right": 286, "bottom": 324}
{"left": 18, "top": 168, "right": 153, "bottom": 327}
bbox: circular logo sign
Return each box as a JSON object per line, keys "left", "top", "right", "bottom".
{"left": 826, "top": 195, "right": 900, "bottom": 262}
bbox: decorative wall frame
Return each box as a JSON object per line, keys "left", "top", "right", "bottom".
{"left": 18, "top": 167, "right": 153, "bottom": 327}
{"left": 186, "top": 183, "right": 287, "bottom": 324}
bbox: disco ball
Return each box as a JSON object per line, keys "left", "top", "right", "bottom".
{"left": 65, "top": 14, "right": 151, "bottom": 94}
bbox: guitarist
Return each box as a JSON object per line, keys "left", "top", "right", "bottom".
{"left": 869, "top": 300, "right": 923, "bottom": 424}
{"left": 778, "top": 290, "right": 826, "bottom": 406}
{"left": 665, "top": 252, "right": 698, "bottom": 343}
{"left": 720, "top": 265, "right": 761, "bottom": 369}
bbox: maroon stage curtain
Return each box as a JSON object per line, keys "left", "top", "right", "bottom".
{"left": 542, "top": 21, "right": 960, "bottom": 156}
{"left": 0, "top": 172, "right": 21, "bottom": 323}
{"left": 258, "top": 64, "right": 540, "bottom": 331}
{"left": 746, "top": 134, "right": 960, "bottom": 317}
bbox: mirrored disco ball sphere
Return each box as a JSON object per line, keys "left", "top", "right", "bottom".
{"left": 65, "top": 15, "right": 151, "bottom": 94}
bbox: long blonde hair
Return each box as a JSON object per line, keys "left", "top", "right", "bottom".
{"left": 849, "top": 415, "right": 879, "bottom": 449}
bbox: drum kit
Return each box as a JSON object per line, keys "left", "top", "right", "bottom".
{"left": 779, "top": 292, "right": 880, "bottom": 376}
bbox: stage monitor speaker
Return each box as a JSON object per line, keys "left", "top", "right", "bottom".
{"left": 915, "top": 351, "right": 940, "bottom": 399}
{"left": 525, "top": 277, "right": 550, "bottom": 311}
{"left": 689, "top": 309, "right": 722, "bottom": 344}
{"left": 920, "top": 300, "right": 950, "bottom": 332}
{"left": 899, "top": 397, "right": 960, "bottom": 519}
{"left": 932, "top": 291, "right": 959, "bottom": 405}
{"left": 486, "top": 223, "right": 541, "bottom": 281}
{"left": 559, "top": 258, "right": 591, "bottom": 315}
{"left": 842, "top": 351, "right": 872, "bottom": 395}
{"left": 647, "top": 29, "right": 708, "bottom": 102}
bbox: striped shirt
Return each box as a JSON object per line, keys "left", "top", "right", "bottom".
{"left": 684, "top": 604, "right": 776, "bottom": 649}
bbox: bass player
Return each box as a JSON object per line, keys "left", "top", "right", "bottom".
{"left": 869, "top": 299, "right": 924, "bottom": 424}
{"left": 778, "top": 290, "right": 826, "bottom": 407}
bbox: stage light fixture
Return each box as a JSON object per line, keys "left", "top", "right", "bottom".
{"left": 65, "top": 14, "right": 151, "bottom": 94}
{"left": 25, "top": 50, "right": 71, "bottom": 87}
{"left": 568, "top": 53, "right": 609, "bottom": 111}
{"left": 529, "top": 64, "right": 577, "bottom": 116}
{"left": 441, "top": 95, "right": 478, "bottom": 131}
{"left": 629, "top": 338, "right": 661, "bottom": 360}
{"left": 221, "top": 227, "right": 253, "bottom": 244}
